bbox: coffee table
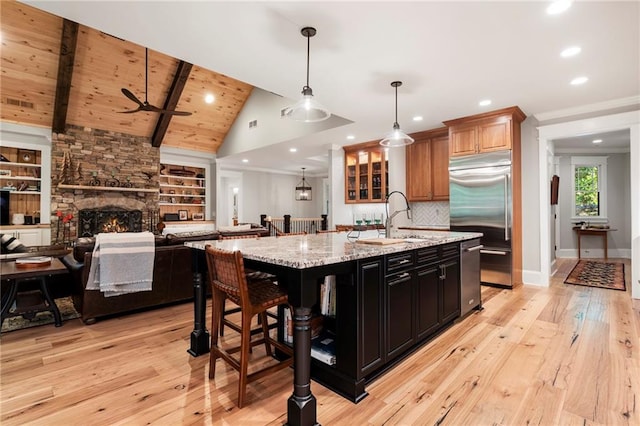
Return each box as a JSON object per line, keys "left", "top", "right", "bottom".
{"left": 1, "top": 257, "right": 68, "bottom": 329}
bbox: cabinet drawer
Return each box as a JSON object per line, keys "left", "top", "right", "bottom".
{"left": 385, "top": 252, "right": 414, "bottom": 274}
{"left": 441, "top": 243, "right": 459, "bottom": 260}
{"left": 416, "top": 247, "right": 439, "bottom": 265}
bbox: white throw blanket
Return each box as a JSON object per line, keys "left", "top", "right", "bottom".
{"left": 86, "top": 232, "right": 155, "bottom": 297}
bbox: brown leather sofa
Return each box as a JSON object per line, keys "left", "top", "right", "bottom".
{"left": 63, "top": 224, "right": 269, "bottom": 324}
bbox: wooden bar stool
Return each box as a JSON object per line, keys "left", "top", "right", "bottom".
{"left": 216, "top": 234, "right": 276, "bottom": 336}
{"left": 204, "top": 245, "right": 293, "bottom": 408}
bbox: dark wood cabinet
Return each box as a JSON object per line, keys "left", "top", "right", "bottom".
{"left": 357, "top": 258, "right": 385, "bottom": 377}
{"left": 385, "top": 267, "right": 414, "bottom": 360}
{"left": 308, "top": 242, "right": 462, "bottom": 403}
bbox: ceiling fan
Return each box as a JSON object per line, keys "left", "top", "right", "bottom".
{"left": 119, "top": 48, "right": 192, "bottom": 116}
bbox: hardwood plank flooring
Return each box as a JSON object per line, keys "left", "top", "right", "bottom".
{"left": 1, "top": 258, "right": 637, "bottom": 425}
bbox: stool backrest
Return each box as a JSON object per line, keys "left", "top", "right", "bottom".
{"left": 204, "top": 245, "right": 249, "bottom": 306}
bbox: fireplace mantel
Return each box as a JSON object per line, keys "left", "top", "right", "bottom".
{"left": 58, "top": 184, "right": 158, "bottom": 193}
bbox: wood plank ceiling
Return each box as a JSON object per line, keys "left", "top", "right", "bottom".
{"left": 0, "top": 0, "right": 253, "bottom": 153}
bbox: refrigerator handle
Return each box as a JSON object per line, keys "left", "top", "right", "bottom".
{"left": 504, "top": 174, "right": 510, "bottom": 241}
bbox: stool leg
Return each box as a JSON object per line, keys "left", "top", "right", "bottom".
{"left": 39, "top": 277, "right": 62, "bottom": 327}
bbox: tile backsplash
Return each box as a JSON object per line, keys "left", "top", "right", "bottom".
{"left": 410, "top": 201, "right": 450, "bottom": 227}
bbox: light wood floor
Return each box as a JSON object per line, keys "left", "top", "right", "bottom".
{"left": 1, "top": 258, "right": 637, "bottom": 425}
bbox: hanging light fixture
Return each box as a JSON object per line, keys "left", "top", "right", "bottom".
{"left": 285, "top": 27, "right": 331, "bottom": 122}
{"left": 380, "top": 81, "right": 414, "bottom": 147}
{"left": 295, "top": 167, "right": 313, "bottom": 201}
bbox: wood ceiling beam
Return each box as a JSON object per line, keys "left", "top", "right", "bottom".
{"left": 52, "top": 19, "right": 79, "bottom": 134}
{"left": 151, "top": 60, "right": 193, "bottom": 147}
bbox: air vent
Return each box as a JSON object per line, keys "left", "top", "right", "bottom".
{"left": 248, "top": 119, "right": 257, "bottom": 128}
{"left": 6, "top": 98, "right": 35, "bottom": 109}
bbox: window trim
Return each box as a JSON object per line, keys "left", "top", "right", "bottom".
{"left": 570, "top": 156, "right": 608, "bottom": 222}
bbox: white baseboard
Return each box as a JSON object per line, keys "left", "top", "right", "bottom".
{"left": 557, "top": 248, "right": 631, "bottom": 259}
{"left": 522, "top": 269, "right": 547, "bottom": 287}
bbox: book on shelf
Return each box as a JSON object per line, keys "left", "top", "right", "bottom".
{"left": 320, "top": 275, "right": 336, "bottom": 316}
{"left": 311, "top": 330, "right": 336, "bottom": 366}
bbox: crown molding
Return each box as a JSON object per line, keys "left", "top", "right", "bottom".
{"left": 534, "top": 96, "right": 640, "bottom": 122}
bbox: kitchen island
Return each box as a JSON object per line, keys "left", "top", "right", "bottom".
{"left": 186, "top": 230, "right": 481, "bottom": 426}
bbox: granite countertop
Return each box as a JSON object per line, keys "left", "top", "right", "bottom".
{"left": 185, "top": 230, "right": 482, "bottom": 269}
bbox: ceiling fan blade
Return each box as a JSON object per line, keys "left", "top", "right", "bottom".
{"left": 121, "top": 88, "right": 144, "bottom": 107}
{"left": 117, "top": 108, "right": 142, "bottom": 114}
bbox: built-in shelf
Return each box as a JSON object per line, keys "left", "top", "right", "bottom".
{"left": 159, "top": 202, "right": 206, "bottom": 207}
{"left": 58, "top": 184, "right": 159, "bottom": 193}
{"left": 0, "top": 190, "right": 41, "bottom": 195}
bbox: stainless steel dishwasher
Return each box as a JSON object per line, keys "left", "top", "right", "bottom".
{"left": 460, "top": 238, "right": 483, "bottom": 317}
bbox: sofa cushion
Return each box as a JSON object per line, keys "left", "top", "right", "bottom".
{"left": 165, "top": 231, "right": 220, "bottom": 245}
{"left": 218, "top": 224, "right": 251, "bottom": 232}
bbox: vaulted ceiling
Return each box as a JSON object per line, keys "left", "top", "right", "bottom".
{"left": 1, "top": 0, "right": 253, "bottom": 153}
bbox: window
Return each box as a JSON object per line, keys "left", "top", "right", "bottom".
{"left": 570, "top": 156, "right": 607, "bottom": 221}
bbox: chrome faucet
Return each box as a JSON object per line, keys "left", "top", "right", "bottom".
{"left": 385, "top": 191, "right": 412, "bottom": 237}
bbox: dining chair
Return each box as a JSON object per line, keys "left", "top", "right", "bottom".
{"left": 205, "top": 245, "right": 293, "bottom": 408}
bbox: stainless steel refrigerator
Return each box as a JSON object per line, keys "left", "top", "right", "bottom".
{"left": 449, "top": 150, "right": 513, "bottom": 287}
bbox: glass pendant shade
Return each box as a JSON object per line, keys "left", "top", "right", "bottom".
{"left": 380, "top": 122, "right": 415, "bottom": 147}
{"left": 286, "top": 27, "right": 330, "bottom": 123}
{"left": 380, "top": 81, "right": 414, "bottom": 147}
{"left": 285, "top": 86, "right": 331, "bottom": 122}
{"left": 295, "top": 168, "right": 312, "bottom": 201}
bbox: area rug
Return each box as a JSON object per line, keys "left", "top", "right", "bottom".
{"left": 1, "top": 296, "right": 80, "bottom": 333}
{"left": 564, "top": 260, "right": 626, "bottom": 291}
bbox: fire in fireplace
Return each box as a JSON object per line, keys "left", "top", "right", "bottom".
{"left": 79, "top": 207, "right": 142, "bottom": 237}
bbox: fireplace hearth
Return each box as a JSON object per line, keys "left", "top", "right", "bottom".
{"left": 78, "top": 207, "right": 143, "bottom": 237}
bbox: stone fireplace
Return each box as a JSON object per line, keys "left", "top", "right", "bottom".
{"left": 51, "top": 125, "right": 160, "bottom": 242}
{"left": 78, "top": 207, "right": 143, "bottom": 237}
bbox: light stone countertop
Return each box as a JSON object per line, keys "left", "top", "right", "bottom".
{"left": 185, "top": 230, "right": 482, "bottom": 270}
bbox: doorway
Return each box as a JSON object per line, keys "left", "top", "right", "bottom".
{"left": 537, "top": 110, "right": 639, "bottom": 299}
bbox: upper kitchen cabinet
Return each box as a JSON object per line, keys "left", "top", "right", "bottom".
{"left": 443, "top": 106, "right": 526, "bottom": 157}
{"left": 344, "top": 141, "right": 388, "bottom": 203}
{"left": 406, "top": 128, "right": 450, "bottom": 202}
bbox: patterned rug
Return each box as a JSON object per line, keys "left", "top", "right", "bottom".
{"left": 564, "top": 260, "right": 626, "bottom": 291}
{"left": 1, "top": 296, "right": 80, "bottom": 333}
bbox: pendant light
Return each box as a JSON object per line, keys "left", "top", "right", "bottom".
{"left": 285, "top": 27, "right": 331, "bottom": 123}
{"left": 295, "top": 168, "right": 313, "bottom": 201}
{"left": 380, "top": 81, "right": 414, "bottom": 147}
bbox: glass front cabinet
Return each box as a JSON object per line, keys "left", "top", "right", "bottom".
{"left": 344, "top": 141, "right": 388, "bottom": 203}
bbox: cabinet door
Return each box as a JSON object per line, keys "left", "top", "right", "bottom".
{"left": 406, "top": 139, "right": 432, "bottom": 201}
{"left": 358, "top": 259, "right": 385, "bottom": 376}
{"left": 345, "top": 152, "right": 358, "bottom": 202}
{"left": 440, "top": 258, "right": 461, "bottom": 324}
{"left": 386, "top": 270, "right": 414, "bottom": 360}
{"left": 449, "top": 126, "right": 477, "bottom": 157}
{"left": 478, "top": 119, "right": 511, "bottom": 152}
{"left": 16, "top": 228, "right": 42, "bottom": 246}
{"left": 370, "top": 150, "right": 386, "bottom": 202}
{"left": 415, "top": 264, "right": 441, "bottom": 341}
{"left": 430, "top": 135, "right": 450, "bottom": 201}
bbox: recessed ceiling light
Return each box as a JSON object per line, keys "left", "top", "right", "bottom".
{"left": 413, "top": 116, "right": 423, "bottom": 122}
{"left": 242, "top": 159, "right": 249, "bottom": 163}
{"left": 289, "top": 148, "right": 297, "bottom": 152}
{"left": 547, "top": 0, "right": 572, "bottom": 15}
{"left": 204, "top": 93, "right": 215, "bottom": 104}
{"left": 346, "top": 135, "right": 355, "bottom": 140}
{"left": 561, "top": 46, "right": 581, "bottom": 58}
{"left": 479, "top": 99, "right": 492, "bottom": 107}
{"left": 570, "top": 76, "right": 588, "bottom": 85}
{"left": 592, "top": 139, "right": 603, "bottom": 144}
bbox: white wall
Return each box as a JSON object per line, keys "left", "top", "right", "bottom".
{"left": 217, "top": 88, "right": 351, "bottom": 157}
{"left": 520, "top": 116, "right": 542, "bottom": 284}
{"left": 556, "top": 153, "right": 631, "bottom": 258}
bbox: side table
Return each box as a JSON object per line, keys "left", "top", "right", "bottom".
{"left": 1, "top": 258, "right": 69, "bottom": 329}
